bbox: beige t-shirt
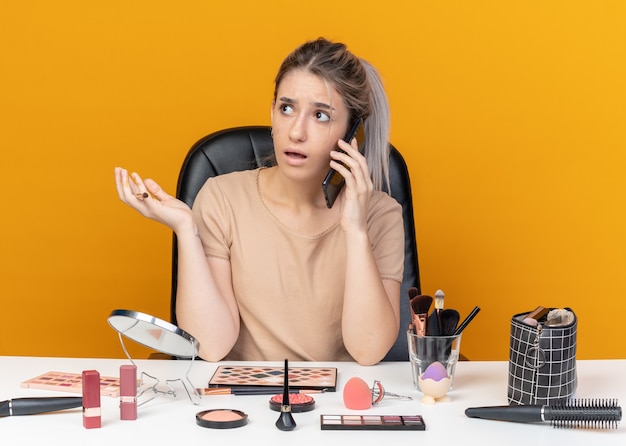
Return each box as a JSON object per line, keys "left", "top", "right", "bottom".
{"left": 192, "top": 168, "right": 404, "bottom": 361}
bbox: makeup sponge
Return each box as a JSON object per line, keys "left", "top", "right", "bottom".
{"left": 343, "top": 377, "right": 372, "bottom": 410}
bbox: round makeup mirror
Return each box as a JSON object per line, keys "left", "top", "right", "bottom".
{"left": 107, "top": 309, "right": 199, "bottom": 358}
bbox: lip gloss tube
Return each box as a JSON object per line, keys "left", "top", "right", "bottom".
{"left": 82, "top": 370, "right": 101, "bottom": 429}
{"left": 119, "top": 365, "right": 137, "bottom": 420}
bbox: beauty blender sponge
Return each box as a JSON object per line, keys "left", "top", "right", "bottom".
{"left": 343, "top": 377, "right": 372, "bottom": 409}
{"left": 422, "top": 362, "right": 448, "bottom": 381}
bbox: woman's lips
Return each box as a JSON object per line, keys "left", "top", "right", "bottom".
{"left": 283, "top": 150, "right": 307, "bottom": 165}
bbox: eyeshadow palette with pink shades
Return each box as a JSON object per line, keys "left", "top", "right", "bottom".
{"left": 208, "top": 365, "right": 337, "bottom": 391}
{"left": 21, "top": 371, "right": 124, "bottom": 397}
{"left": 320, "top": 414, "right": 426, "bottom": 431}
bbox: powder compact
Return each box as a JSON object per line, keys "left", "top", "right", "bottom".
{"left": 196, "top": 409, "right": 248, "bottom": 429}
{"left": 269, "top": 393, "right": 316, "bottom": 413}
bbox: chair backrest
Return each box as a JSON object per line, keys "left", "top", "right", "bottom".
{"left": 171, "top": 126, "right": 420, "bottom": 361}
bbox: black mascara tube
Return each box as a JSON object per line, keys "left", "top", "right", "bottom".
{"left": 0, "top": 397, "right": 83, "bottom": 417}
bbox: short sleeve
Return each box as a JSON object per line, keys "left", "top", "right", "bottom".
{"left": 192, "top": 176, "right": 232, "bottom": 261}
{"left": 368, "top": 192, "right": 405, "bottom": 283}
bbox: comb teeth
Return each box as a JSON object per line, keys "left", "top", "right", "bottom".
{"left": 547, "top": 398, "right": 622, "bottom": 429}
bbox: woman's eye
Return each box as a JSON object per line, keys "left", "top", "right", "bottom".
{"left": 315, "top": 111, "right": 331, "bottom": 122}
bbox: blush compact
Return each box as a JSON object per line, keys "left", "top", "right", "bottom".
{"left": 196, "top": 409, "right": 248, "bottom": 429}
{"left": 269, "top": 393, "right": 316, "bottom": 413}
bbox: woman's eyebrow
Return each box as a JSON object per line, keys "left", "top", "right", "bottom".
{"left": 311, "top": 101, "right": 334, "bottom": 112}
{"left": 278, "top": 96, "right": 334, "bottom": 112}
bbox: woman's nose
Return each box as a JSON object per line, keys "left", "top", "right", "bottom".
{"left": 288, "top": 116, "right": 307, "bottom": 142}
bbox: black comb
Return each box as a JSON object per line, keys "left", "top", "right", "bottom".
{"left": 465, "top": 399, "right": 622, "bottom": 429}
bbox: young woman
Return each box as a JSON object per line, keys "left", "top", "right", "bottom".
{"left": 114, "top": 38, "right": 404, "bottom": 365}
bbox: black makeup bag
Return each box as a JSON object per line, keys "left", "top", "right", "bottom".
{"left": 507, "top": 308, "right": 577, "bottom": 405}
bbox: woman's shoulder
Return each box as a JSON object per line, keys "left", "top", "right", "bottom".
{"left": 205, "top": 169, "right": 259, "bottom": 187}
{"left": 367, "top": 191, "right": 404, "bottom": 233}
{"left": 194, "top": 169, "right": 260, "bottom": 208}
{"left": 198, "top": 169, "right": 260, "bottom": 195}
{"left": 370, "top": 190, "right": 402, "bottom": 213}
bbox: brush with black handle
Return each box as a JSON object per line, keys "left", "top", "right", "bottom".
{"left": 1, "top": 397, "right": 83, "bottom": 417}
{"left": 465, "top": 399, "right": 622, "bottom": 429}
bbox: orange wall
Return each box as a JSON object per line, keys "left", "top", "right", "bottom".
{"left": 2, "top": 1, "right": 625, "bottom": 361}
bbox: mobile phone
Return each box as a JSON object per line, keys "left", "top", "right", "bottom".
{"left": 322, "top": 118, "right": 363, "bottom": 209}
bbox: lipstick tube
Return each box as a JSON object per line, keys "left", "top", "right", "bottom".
{"left": 82, "top": 370, "right": 101, "bottom": 429}
{"left": 119, "top": 365, "right": 137, "bottom": 420}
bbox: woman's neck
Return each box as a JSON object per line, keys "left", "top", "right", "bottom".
{"left": 260, "top": 166, "right": 330, "bottom": 211}
{"left": 258, "top": 167, "right": 340, "bottom": 234}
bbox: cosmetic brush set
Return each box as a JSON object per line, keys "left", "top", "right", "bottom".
{"left": 408, "top": 288, "right": 480, "bottom": 338}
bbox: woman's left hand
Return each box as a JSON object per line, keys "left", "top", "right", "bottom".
{"left": 329, "top": 137, "right": 373, "bottom": 233}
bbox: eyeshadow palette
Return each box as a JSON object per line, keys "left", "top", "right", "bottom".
{"left": 208, "top": 365, "right": 337, "bottom": 391}
{"left": 320, "top": 414, "right": 426, "bottom": 431}
{"left": 21, "top": 371, "right": 123, "bottom": 397}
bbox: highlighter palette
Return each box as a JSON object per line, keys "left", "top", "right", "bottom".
{"left": 208, "top": 365, "right": 337, "bottom": 391}
{"left": 320, "top": 414, "right": 426, "bottom": 431}
{"left": 21, "top": 371, "right": 123, "bottom": 397}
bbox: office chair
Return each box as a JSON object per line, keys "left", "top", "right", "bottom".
{"left": 170, "top": 126, "right": 421, "bottom": 361}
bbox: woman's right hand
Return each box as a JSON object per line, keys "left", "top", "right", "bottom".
{"left": 114, "top": 167, "right": 195, "bottom": 234}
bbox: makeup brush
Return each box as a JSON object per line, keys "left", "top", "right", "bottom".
{"left": 465, "top": 399, "right": 622, "bottom": 429}
{"left": 427, "top": 290, "right": 445, "bottom": 335}
{"left": 407, "top": 287, "right": 419, "bottom": 334}
{"left": 438, "top": 308, "right": 460, "bottom": 336}
{"left": 410, "top": 294, "right": 433, "bottom": 336}
{"left": 522, "top": 305, "right": 549, "bottom": 326}
{"left": 453, "top": 306, "right": 480, "bottom": 336}
{"left": 436, "top": 308, "right": 460, "bottom": 358}
{"left": 275, "top": 359, "right": 296, "bottom": 431}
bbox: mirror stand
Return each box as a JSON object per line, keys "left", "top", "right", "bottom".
{"left": 108, "top": 310, "right": 202, "bottom": 405}
{"left": 115, "top": 332, "right": 201, "bottom": 405}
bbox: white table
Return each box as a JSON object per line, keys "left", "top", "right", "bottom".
{"left": 0, "top": 356, "right": 623, "bottom": 444}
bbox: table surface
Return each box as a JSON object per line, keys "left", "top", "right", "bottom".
{"left": 1, "top": 356, "right": 623, "bottom": 444}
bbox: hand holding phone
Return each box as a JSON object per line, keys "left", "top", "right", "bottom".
{"left": 322, "top": 119, "right": 362, "bottom": 208}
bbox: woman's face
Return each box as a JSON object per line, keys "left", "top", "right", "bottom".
{"left": 271, "top": 69, "right": 350, "bottom": 182}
